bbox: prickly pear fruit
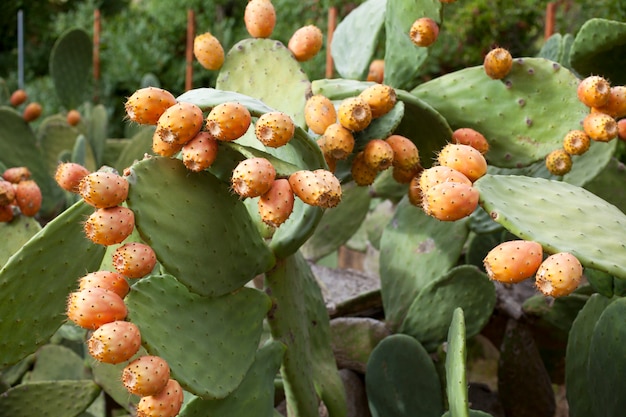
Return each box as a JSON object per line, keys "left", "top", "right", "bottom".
{"left": 87, "top": 320, "right": 141, "bottom": 364}
{"left": 408, "top": 176, "right": 422, "bottom": 207}
{"left": 385, "top": 134, "right": 420, "bottom": 171}
{"left": 367, "top": 59, "right": 384, "bottom": 84}
{"left": 258, "top": 178, "right": 295, "bottom": 227}
{"left": 421, "top": 181, "right": 479, "bottom": 221}
{"left": 535, "top": 252, "right": 583, "bottom": 297}
{"left": 66, "top": 287, "right": 128, "bottom": 330}
{"left": 313, "top": 169, "right": 342, "bottom": 208}
{"left": 78, "top": 271, "right": 130, "bottom": 299}
{"left": 363, "top": 139, "right": 394, "bottom": 171}
{"left": 66, "top": 109, "right": 81, "bottom": 126}
{"left": 337, "top": 96, "right": 372, "bottom": 132}
{"left": 437, "top": 143, "right": 488, "bottom": 182}
{"left": 319, "top": 123, "right": 355, "bottom": 160}
{"left": 181, "top": 131, "right": 219, "bottom": 172}
{"left": 15, "top": 180, "right": 42, "bottom": 217}
{"left": 583, "top": 112, "right": 618, "bottom": 142}
{"left": 84, "top": 206, "right": 136, "bottom": 246}
{"left": 244, "top": 0, "right": 276, "bottom": 38}
{"left": 136, "top": 378, "right": 184, "bottom": 417}
{"left": 255, "top": 111, "right": 295, "bottom": 148}
{"left": 231, "top": 157, "right": 276, "bottom": 198}
{"left": 351, "top": 151, "right": 379, "bottom": 186}
{"left": 289, "top": 169, "right": 341, "bottom": 207}
{"left": 392, "top": 164, "right": 423, "bottom": 184}
{"left": 0, "top": 180, "right": 15, "bottom": 206}
{"left": 152, "top": 132, "right": 185, "bottom": 158}
{"left": 9, "top": 89, "right": 27, "bottom": 107}
{"left": 577, "top": 75, "right": 611, "bottom": 108}
{"left": 3, "top": 166, "right": 31, "bottom": 183}
{"left": 545, "top": 148, "right": 572, "bottom": 176}
{"left": 359, "top": 84, "right": 396, "bottom": 118}
{"left": 619, "top": 119, "right": 626, "bottom": 141}
{"left": 418, "top": 166, "right": 471, "bottom": 193}
{"left": 562, "top": 130, "right": 591, "bottom": 155}
{"left": 206, "top": 102, "right": 252, "bottom": 141}
{"left": 288, "top": 25, "right": 323, "bottom": 62}
{"left": 193, "top": 32, "right": 224, "bottom": 70}
{"left": 0, "top": 205, "right": 14, "bottom": 222}
{"left": 593, "top": 86, "right": 626, "bottom": 118}
{"left": 122, "top": 355, "right": 171, "bottom": 397}
{"left": 483, "top": 240, "right": 543, "bottom": 284}
{"left": 79, "top": 171, "right": 129, "bottom": 209}
{"left": 451, "top": 128, "right": 490, "bottom": 154}
{"left": 23, "top": 102, "right": 42, "bottom": 122}
{"left": 483, "top": 47, "right": 513, "bottom": 80}
{"left": 409, "top": 17, "right": 439, "bottom": 47}
{"left": 55, "top": 162, "right": 90, "bottom": 193}
{"left": 155, "top": 101, "right": 204, "bottom": 146}
{"left": 125, "top": 87, "right": 177, "bottom": 125}
{"left": 112, "top": 242, "right": 157, "bottom": 279}
{"left": 304, "top": 94, "right": 337, "bottom": 135}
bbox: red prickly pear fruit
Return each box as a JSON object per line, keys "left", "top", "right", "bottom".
{"left": 593, "top": 86, "right": 626, "bottom": 118}
{"left": 15, "top": 180, "right": 42, "bottom": 217}
{"left": 418, "top": 166, "right": 471, "bottom": 193}
{"left": 0, "top": 180, "right": 16, "bottom": 206}
{"left": 583, "top": 111, "right": 618, "bottom": 142}
{"left": 313, "top": 169, "right": 341, "bottom": 208}
{"left": 408, "top": 176, "right": 423, "bottom": 207}
{"left": 577, "top": 75, "right": 611, "bottom": 108}
{"left": 125, "top": 87, "right": 177, "bottom": 125}
{"left": 66, "top": 109, "right": 81, "bottom": 126}
{"left": 319, "top": 123, "right": 355, "bottom": 160}
{"left": 618, "top": 119, "right": 626, "bottom": 141}
{"left": 87, "top": 320, "right": 141, "bottom": 364}
{"left": 451, "top": 128, "right": 490, "bottom": 154}
{"left": 258, "top": 178, "right": 295, "bottom": 227}
{"left": 244, "top": 0, "right": 276, "bottom": 39}
{"left": 78, "top": 270, "right": 130, "bottom": 299}
{"left": 152, "top": 131, "right": 185, "bottom": 158}
{"left": 66, "top": 287, "right": 128, "bottom": 329}
{"left": 23, "top": 102, "right": 42, "bottom": 122}
{"left": 9, "top": 89, "right": 27, "bottom": 107}
{"left": 155, "top": 101, "right": 204, "bottom": 146}
{"left": 545, "top": 149, "right": 572, "bottom": 176}
{"left": 562, "top": 130, "right": 591, "bottom": 156}
{"left": 206, "top": 102, "right": 252, "bottom": 141}
{"left": 55, "top": 162, "right": 91, "bottom": 193}
{"left": 421, "top": 181, "right": 479, "bottom": 221}
{"left": 182, "top": 132, "right": 219, "bottom": 172}
{"left": 255, "top": 111, "right": 295, "bottom": 148}
{"left": 122, "top": 355, "right": 171, "bottom": 397}
{"left": 483, "top": 47, "right": 513, "bottom": 80}
{"left": 363, "top": 139, "right": 394, "bottom": 171}
{"left": 288, "top": 25, "right": 323, "bottom": 62}
{"left": 483, "top": 240, "right": 543, "bottom": 284}
{"left": 385, "top": 135, "right": 420, "bottom": 172}
{"left": 193, "top": 32, "right": 225, "bottom": 70}
{"left": 136, "top": 378, "right": 184, "bottom": 417}
{"left": 437, "top": 143, "right": 488, "bottom": 182}
{"left": 84, "top": 206, "right": 136, "bottom": 246}
{"left": 535, "top": 252, "right": 583, "bottom": 297}
{"left": 350, "top": 151, "right": 379, "bottom": 186}
{"left": 305, "top": 95, "right": 337, "bottom": 135}
{"left": 288, "top": 169, "right": 340, "bottom": 208}
{"left": 231, "top": 157, "right": 276, "bottom": 198}
{"left": 409, "top": 17, "right": 439, "bottom": 47}
{"left": 3, "top": 166, "right": 31, "bottom": 183}
{"left": 337, "top": 97, "right": 372, "bottom": 132}
{"left": 78, "top": 171, "right": 129, "bottom": 209}
{"left": 112, "top": 242, "right": 157, "bottom": 279}
{"left": 358, "top": 84, "right": 396, "bottom": 119}
{"left": 0, "top": 205, "right": 14, "bottom": 222}
{"left": 392, "top": 164, "right": 423, "bottom": 184}
{"left": 367, "top": 60, "right": 384, "bottom": 84}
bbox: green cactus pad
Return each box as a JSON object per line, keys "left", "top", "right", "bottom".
{"left": 565, "top": 294, "right": 614, "bottom": 417}
{"left": 49, "top": 28, "right": 92, "bottom": 110}
{"left": 584, "top": 268, "right": 614, "bottom": 298}
{"left": 365, "top": 333, "right": 444, "bottom": 417}
{"left": 83, "top": 104, "right": 108, "bottom": 167}
{"left": 38, "top": 115, "right": 96, "bottom": 174}
{"left": 265, "top": 252, "right": 347, "bottom": 417}
{"left": 442, "top": 411, "right": 494, "bottom": 417}
{"left": 125, "top": 156, "right": 274, "bottom": 297}
{"left": 379, "top": 197, "right": 470, "bottom": 330}
{"left": 113, "top": 126, "right": 154, "bottom": 173}
{"left": 0, "top": 380, "right": 100, "bottom": 417}
{"left": 0, "top": 215, "right": 41, "bottom": 268}
{"left": 0, "top": 201, "right": 106, "bottom": 368}
{"left": 445, "top": 308, "right": 469, "bottom": 417}
{"left": 353, "top": 100, "right": 405, "bottom": 147}
{"left": 91, "top": 349, "right": 145, "bottom": 412}
{"left": 399, "top": 265, "right": 495, "bottom": 351}
{"left": 562, "top": 139, "right": 617, "bottom": 187}
{"left": 26, "top": 344, "right": 88, "bottom": 382}
{"left": 126, "top": 274, "right": 271, "bottom": 399}
{"left": 537, "top": 34, "right": 565, "bottom": 63}
{"left": 179, "top": 341, "right": 285, "bottom": 417}
{"left": 412, "top": 58, "right": 588, "bottom": 168}
{"left": 269, "top": 200, "right": 324, "bottom": 260}
{"left": 474, "top": 174, "right": 626, "bottom": 279}
{"left": 331, "top": 0, "right": 386, "bottom": 80}
{"left": 584, "top": 158, "right": 626, "bottom": 213}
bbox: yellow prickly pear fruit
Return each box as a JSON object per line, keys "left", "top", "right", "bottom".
{"left": 577, "top": 75, "right": 611, "bottom": 108}
{"left": 409, "top": 17, "right": 439, "bottom": 47}
{"left": 583, "top": 111, "right": 618, "bottom": 142}
{"left": 155, "top": 101, "right": 204, "bottom": 146}
{"left": 337, "top": 96, "right": 372, "bottom": 132}
{"left": 194, "top": 32, "right": 225, "bottom": 70}
{"left": 231, "top": 157, "right": 276, "bottom": 198}
{"left": 421, "top": 181, "right": 479, "bottom": 221}
{"left": 545, "top": 149, "right": 572, "bottom": 176}
{"left": 363, "top": 139, "right": 394, "bottom": 171}
{"left": 483, "top": 240, "right": 543, "bottom": 284}
{"left": 319, "top": 123, "right": 355, "bottom": 160}
{"left": 255, "top": 111, "right": 295, "bottom": 148}
{"left": 244, "top": 0, "right": 276, "bottom": 38}
{"left": 483, "top": 47, "right": 513, "bottom": 80}
{"left": 305, "top": 94, "right": 337, "bottom": 135}
{"left": 562, "top": 130, "right": 591, "bottom": 156}
{"left": 385, "top": 134, "right": 420, "bottom": 172}
{"left": 288, "top": 169, "right": 341, "bottom": 208}
{"left": 313, "top": 169, "right": 342, "bottom": 208}
{"left": 418, "top": 166, "right": 471, "bottom": 193}
{"left": 152, "top": 131, "right": 185, "bottom": 157}
{"left": 593, "top": 86, "right": 626, "bottom": 118}
{"left": 288, "top": 25, "right": 323, "bottom": 62}
{"left": 350, "top": 151, "right": 378, "bottom": 186}
{"left": 451, "top": 128, "right": 490, "bottom": 154}
{"left": 124, "top": 87, "right": 177, "bottom": 125}
{"left": 535, "top": 252, "right": 583, "bottom": 297}
{"left": 358, "top": 84, "right": 396, "bottom": 118}
{"left": 437, "top": 143, "right": 488, "bottom": 182}
{"left": 206, "top": 102, "right": 252, "bottom": 141}
{"left": 367, "top": 60, "right": 384, "bottom": 84}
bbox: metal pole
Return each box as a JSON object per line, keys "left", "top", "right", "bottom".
{"left": 17, "top": 10, "right": 24, "bottom": 89}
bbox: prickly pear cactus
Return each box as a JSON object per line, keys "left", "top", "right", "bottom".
{"left": 49, "top": 28, "right": 92, "bottom": 110}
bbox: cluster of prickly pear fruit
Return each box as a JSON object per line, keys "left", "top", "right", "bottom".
{"left": 0, "top": 166, "right": 42, "bottom": 221}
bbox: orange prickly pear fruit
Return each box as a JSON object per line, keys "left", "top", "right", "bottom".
{"left": 206, "top": 102, "right": 252, "bottom": 141}
{"left": 337, "top": 96, "right": 372, "bottom": 132}
{"left": 350, "top": 151, "right": 379, "bottom": 186}
{"left": 535, "top": 252, "right": 583, "bottom": 297}
{"left": 23, "top": 102, "right": 42, "bottom": 122}
{"left": 136, "top": 378, "right": 184, "bottom": 417}
{"left": 618, "top": 119, "right": 626, "bottom": 141}
{"left": 421, "top": 181, "right": 479, "bottom": 221}
{"left": 84, "top": 206, "right": 136, "bottom": 246}
{"left": 122, "top": 355, "right": 171, "bottom": 397}
{"left": 194, "top": 32, "right": 224, "bottom": 70}
{"left": 437, "top": 143, "right": 488, "bottom": 182}
{"left": 55, "top": 162, "right": 90, "bottom": 193}
{"left": 152, "top": 131, "right": 185, "bottom": 158}
{"left": 125, "top": 87, "right": 177, "bottom": 125}
{"left": 0, "top": 180, "right": 16, "bottom": 206}
{"left": 0, "top": 205, "right": 14, "bottom": 223}
{"left": 288, "top": 25, "right": 323, "bottom": 62}
{"left": 418, "top": 166, "right": 471, "bottom": 193}
{"left": 244, "top": 0, "right": 276, "bottom": 38}
{"left": 577, "top": 75, "right": 611, "bottom": 108}
{"left": 363, "top": 139, "right": 394, "bottom": 171}
{"left": 87, "top": 320, "right": 141, "bottom": 364}
{"left": 78, "top": 271, "right": 130, "bottom": 299}
{"left": 359, "top": 84, "right": 396, "bottom": 118}
{"left": 231, "top": 157, "right": 276, "bottom": 198}
{"left": 3, "top": 166, "right": 31, "bottom": 183}
{"left": 78, "top": 171, "right": 129, "bottom": 209}
{"left": 182, "top": 131, "right": 219, "bottom": 172}
{"left": 483, "top": 47, "right": 513, "bottom": 80}
{"left": 9, "top": 89, "right": 27, "bottom": 107}
{"left": 408, "top": 176, "right": 423, "bottom": 207}
{"left": 409, "top": 17, "right": 439, "bottom": 47}
{"left": 451, "top": 128, "right": 490, "bottom": 154}
{"left": 258, "top": 178, "right": 295, "bottom": 227}
{"left": 313, "top": 169, "right": 342, "bottom": 208}
{"left": 583, "top": 111, "right": 618, "bottom": 142}
{"left": 255, "top": 111, "right": 295, "bottom": 148}
{"left": 323, "top": 152, "right": 337, "bottom": 173}
{"left": 112, "top": 242, "right": 157, "bottom": 279}
{"left": 392, "top": 164, "right": 423, "bottom": 184}
{"left": 385, "top": 134, "right": 420, "bottom": 172}
{"left": 483, "top": 240, "right": 543, "bottom": 284}
{"left": 593, "top": 86, "right": 626, "bottom": 118}
{"left": 288, "top": 169, "right": 341, "bottom": 207}
{"left": 304, "top": 94, "right": 337, "bottom": 135}
{"left": 66, "top": 287, "right": 128, "bottom": 330}
{"left": 367, "top": 59, "right": 384, "bottom": 84}
{"left": 319, "top": 123, "right": 355, "bottom": 160}
{"left": 15, "top": 180, "right": 42, "bottom": 217}
{"left": 66, "top": 109, "right": 81, "bottom": 126}
{"left": 155, "top": 101, "right": 204, "bottom": 146}
{"left": 545, "top": 149, "right": 572, "bottom": 176}
{"left": 562, "top": 130, "right": 591, "bottom": 155}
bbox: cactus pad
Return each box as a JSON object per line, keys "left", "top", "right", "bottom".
{"left": 0, "top": 216, "right": 41, "bottom": 268}
{"left": 445, "top": 308, "right": 469, "bottom": 417}
{"left": 49, "top": 28, "right": 92, "bottom": 110}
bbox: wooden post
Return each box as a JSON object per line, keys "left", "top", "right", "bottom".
{"left": 544, "top": 2, "right": 556, "bottom": 40}
{"left": 326, "top": 7, "right": 337, "bottom": 79}
{"left": 185, "top": 9, "right": 195, "bottom": 92}
{"left": 93, "top": 9, "right": 101, "bottom": 102}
